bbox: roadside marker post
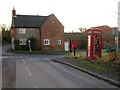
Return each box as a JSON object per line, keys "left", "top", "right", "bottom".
{"left": 28, "top": 40, "right": 32, "bottom": 52}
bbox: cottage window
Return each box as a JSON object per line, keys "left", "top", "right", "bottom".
{"left": 57, "top": 40, "right": 62, "bottom": 45}
{"left": 19, "top": 39, "right": 26, "bottom": 45}
{"left": 19, "top": 28, "right": 26, "bottom": 34}
{"left": 44, "top": 39, "right": 50, "bottom": 45}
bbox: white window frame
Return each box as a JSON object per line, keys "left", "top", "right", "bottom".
{"left": 57, "top": 40, "right": 62, "bottom": 45}
{"left": 44, "top": 39, "right": 50, "bottom": 45}
{"left": 19, "top": 39, "right": 26, "bottom": 45}
{"left": 19, "top": 28, "right": 26, "bottom": 34}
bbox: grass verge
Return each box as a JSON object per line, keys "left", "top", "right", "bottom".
{"left": 64, "top": 50, "right": 120, "bottom": 82}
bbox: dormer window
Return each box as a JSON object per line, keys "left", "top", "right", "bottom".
{"left": 19, "top": 28, "right": 26, "bottom": 34}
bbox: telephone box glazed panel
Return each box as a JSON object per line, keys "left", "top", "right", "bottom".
{"left": 86, "top": 28, "right": 102, "bottom": 60}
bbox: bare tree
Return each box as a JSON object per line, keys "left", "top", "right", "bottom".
{"left": 79, "top": 27, "right": 87, "bottom": 33}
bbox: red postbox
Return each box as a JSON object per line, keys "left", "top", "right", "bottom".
{"left": 86, "top": 28, "right": 102, "bottom": 60}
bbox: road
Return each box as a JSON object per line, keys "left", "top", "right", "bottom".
{"left": 14, "top": 54, "right": 117, "bottom": 88}
{"left": 2, "top": 46, "right": 118, "bottom": 88}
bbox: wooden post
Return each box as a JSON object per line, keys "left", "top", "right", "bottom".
{"left": 74, "top": 48, "right": 76, "bottom": 56}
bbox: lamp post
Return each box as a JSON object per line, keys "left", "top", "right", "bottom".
{"left": 28, "top": 40, "right": 32, "bottom": 52}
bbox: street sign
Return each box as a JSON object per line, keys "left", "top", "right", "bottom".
{"left": 112, "top": 28, "right": 118, "bottom": 36}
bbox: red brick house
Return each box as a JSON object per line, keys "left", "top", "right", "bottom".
{"left": 11, "top": 8, "right": 64, "bottom": 51}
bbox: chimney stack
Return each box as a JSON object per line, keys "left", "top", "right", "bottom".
{"left": 12, "top": 7, "right": 16, "bottom": 16}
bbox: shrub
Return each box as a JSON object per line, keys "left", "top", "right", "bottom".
{"left": 14, "top": 39, "right": 29, "bottom": 51}
{"left": 14, "top": 39, "right": 19, "bottom": 50}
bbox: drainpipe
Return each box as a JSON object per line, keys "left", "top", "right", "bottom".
{"left": 39, "top": 27, "right": 41, "bottom": 50}
{"left": 69, "top": 38, "right": 72, "bottom": 53}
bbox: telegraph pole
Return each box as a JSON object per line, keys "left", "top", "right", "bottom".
{"left": 116, "top": 29, "right": 119, "bottom": 64}
{"left": 115, "top": 28, "right": 118, "bottom": 64}
{"left": 117, "top": 1, "right": 120, "bottom": 63}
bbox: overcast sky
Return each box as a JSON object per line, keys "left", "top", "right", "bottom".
{"left": 0, "top": 0, "right": 119, "bottom": 32}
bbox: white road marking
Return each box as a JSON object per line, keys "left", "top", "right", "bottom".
{"left": 26, "top": 66, "right": 32, "bottom": 77}
{"left": 21, "top": 56, "right": 39, "bottom": 88}
{"left": 22, "top": 59, "right": 26, "bottom": 64}
{"left": 21, "top": 57, "right": 32, "bottom": 77}
{"left": 2, "top": 56, "right": 21, "bottom": 59}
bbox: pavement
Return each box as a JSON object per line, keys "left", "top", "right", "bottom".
{"left": 2, "top": 57, "right": 16, "bottom": 88}
{"left": 51, "top": 57, "right": 120, "bottom": 88}
{"left": 2, "top": 45, "right": 16, "bottom": 88}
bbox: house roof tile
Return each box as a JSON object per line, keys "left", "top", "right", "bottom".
{"left": 13, "top": 15, "right": 48, "bottom": 28}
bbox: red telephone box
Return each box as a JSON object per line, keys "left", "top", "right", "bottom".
{"left": 86, "top": 28, "right": 102, "bottom": 60}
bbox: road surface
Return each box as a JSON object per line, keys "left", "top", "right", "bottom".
{"left": 2, "top": 45, "right": 118, "bottom": 88}
{"left": 14, "top": 54, "right": 117, "bottom": 88}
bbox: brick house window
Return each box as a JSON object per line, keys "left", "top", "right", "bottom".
{"left": 57, "top": 40, "right": 61, "bottom": 45}
{"left": 19, "top": 28, "right": 26, "bottom": 34}
{"left": 19, "top": 39, "right": 26, "bottom": 45}
{"left": 44, "top": 39, "right": 50, "bottom": 45}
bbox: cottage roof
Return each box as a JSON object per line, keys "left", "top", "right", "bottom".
{"left": 12, "top": 15, "right": 48, "bottom": 28}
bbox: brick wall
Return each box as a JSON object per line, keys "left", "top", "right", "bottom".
{"left": 40, "top": 14, "right": 64, "bottom": 50}
{"left": 16, "top": 28, "right": 40, "bottom": 49}
{"left": 11, "top": 28, "right": 16, "bottom": 39}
